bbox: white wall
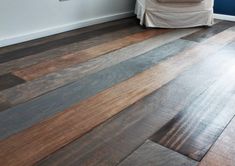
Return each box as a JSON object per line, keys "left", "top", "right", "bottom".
{"left": 0, "top": 0, "right": 135, "bottom": 47}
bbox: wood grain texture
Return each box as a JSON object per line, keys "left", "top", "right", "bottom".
{"left": 36, "top": 41, "right": 235, "bottom": 166}
{"left": 0, "top": 39, "right": 195, "bottom": 140}
{"left": 0, "top": 21, "right": 144, "bottom": 75}
{"left": 0, "top": 30, "right": 234, "bottom": 166}
{"left": 199, "top": 107, "right": 235, "bottom": 165}
{"left": 150, "top": 44, "right": 235, "bottom": 161}
{"left": 0, "top": 74, "right": 25, "bottom": 91}
{"left": 118, "top": 140, "right": 198, "bottom": 166}
{"left": 182, "top": 21, "right": 235, "bottom": 42}
{"left": 0, "top": 18, "right": 136, "bottom": 55}
{"left": 13, "top": 29, "right": 171, "bottom": 81}
{"left": 0, "top": 29, "right": 199, "bottom": 108}
{"left": 0, "top": 18, "right": 140, "bottom": 64}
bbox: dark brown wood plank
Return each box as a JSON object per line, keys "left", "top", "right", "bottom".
{"left": 0, "top": 21, "right": 144, "bottom": 75}
{"left": 0, "top": 97, "right": 11, "bottom": 112}
{"left": 0, "top": 18, "right": 140, "bottom": 63}
{"left": 182, "top": 21, "right": 235, "bottom": 42}
{"left": 0, "top": 74, "right": 25, "bottom": 91}
{"left": 199, "top": 116, "right": 235, "bottom": 166}
{"left": 37, "top": 39, "right": 235, "bottom": 166}
{"left": 150, "top": 45, "right": 235, "bottom": 161}
{"left": 13, "top": 29, "right": 171, "bottom": 81}
{"left": 0, "top": 30, "right": 234, "bottom": 166}
{"left": 118, "top": 140, "right": 198, "bottom": 166}
{"left": 0, "top": 17, "right": 136, "bottom": 55}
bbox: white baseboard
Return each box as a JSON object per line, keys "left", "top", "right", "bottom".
{"left": 0, "top": 11, "right": 134, "bottom": 47}
{"left": 214, "top": 14, "right": 235, "bottom": 22}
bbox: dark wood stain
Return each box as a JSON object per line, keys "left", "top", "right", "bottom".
{"left": 0, "top": 39, "right": 194, "bottom": 140}
{"left": 0, "top": 18, "right": 140, "bottom": 63}
{"left": 150, "top": 46, "right": 235, "bottom": 161}
{"left": 118, "top": 140, "right": 198, "bottom": 166}
{"left": 0, "top": 32, "right": 233, "bottom": 166}
{"left": 36, "top": 40, "right": 234, "bottom": 166}
{"left": 0, "top": 18, "right": 235, "bottom": 166}
{"left": 0, "top": 74, "right": 25, "bottom": 91}
{"left": 182, "top": 21, "right": 235, "bottom": 42}
{"left": 0, "top": 97, "right": 11, "bottom": 112}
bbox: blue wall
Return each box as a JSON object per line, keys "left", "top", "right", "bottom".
{"left": 214, "top": 0, "right": 235, "bottom": 16}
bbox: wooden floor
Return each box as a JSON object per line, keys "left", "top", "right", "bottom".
{"left": 0, "top": 17, "right": 235, "bottom": 166}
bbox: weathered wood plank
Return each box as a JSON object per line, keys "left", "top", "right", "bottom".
{"left": 118, "top": 140, "right": 198, "bottom": 166}
{"left": 0, "top": 29, "right": 199, "bottom": 108}
{"left": 13, "top": 29, "right": 171, "bottom": 81}
{"left": 150, "top": 44, "right": 235, "bottom": 161}
{"left": 0, "top": 74, "right": 25, "bottom": 91}
{"left": 0, "top": 23, "right": 145, "bottom": 75}
{"left": 0, "top": 18, "right": 140, "bottom": 63}
{"left": 0, "top": 29, "right": 234, "bottom": 166}
{"left": 37, "top": 46, "right": 235, "bottom": 166}
{"left": 199, "top": 111, "right": 235, "bottom": 165}
{"left": 0, "top": 18, "right": 136, "bottom": 54}
{"left": 182, "top": 21, "right": 235, "bottom": 42}
{"left": 0, "top": 39, "right": 195, "bottom": 139}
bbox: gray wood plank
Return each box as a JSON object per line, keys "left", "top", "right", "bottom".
{"left": 118, "top": 140, "right": 198, "bottom": 166}
{"left": 0, "top": 39, "right": 195, "bottom": 140}
{"left": 36, "top": 41, "right": 234, "bottom": 166}
{"left": 0, "top": 29, "right": 199, "bottom": 107}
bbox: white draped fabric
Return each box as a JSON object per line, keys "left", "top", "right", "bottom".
{"left": 135, "top": 0, "right": 214, "bottom": 28}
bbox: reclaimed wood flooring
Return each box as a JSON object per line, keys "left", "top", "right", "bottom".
{"left": 0, "top": 17, "right": 235, "bottom": 166}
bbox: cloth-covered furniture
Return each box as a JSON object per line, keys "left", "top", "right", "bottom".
{"left": 135, "top": 0, "right": 214, "bottom": 28}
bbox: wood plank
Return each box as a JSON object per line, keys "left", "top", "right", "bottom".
{"left": 150, "top": 44, "right": 235, "bottom": 161}
{"left": 0, "top": 74, "right": 25, "bottom": 91}
{"left": 37, "top": 46, "right": 235, "bottom": 166}
{"left": 0, "top": 39, "right": 195, "bottom": 140}
{"left": 199, "top": 114, "right": 235, "bottom": 165}
{"left": 0, "top": 29, "right": 234, "bottom": 166}
{"left": 0, "top": 97, "right": 11, "bottom": 112}
{"left": 0, "top": 23, "right": 145, "bottom": 75}
{"left": 13, "top": 29, "right": 171, "bottom": 81}
{"left": 0, "top": 18, "right": 140, "bottom": 63}
{"left": 0, "top": 29, "right": 198, "bottom": 108}
{"left": 118, "top": 140, "right": 198, "bottom": 166}
{"left": 182, "top": 21, "right": 235, "bottom": 42}
{"left": 0, "top": 18, "right": 137, "bottom": 54}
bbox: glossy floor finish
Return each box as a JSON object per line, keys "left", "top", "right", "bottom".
{"left": 0, "top": 18, "right": 235, "bottom": 166}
